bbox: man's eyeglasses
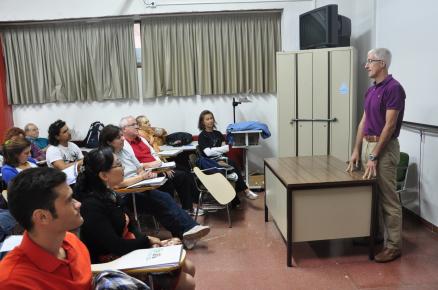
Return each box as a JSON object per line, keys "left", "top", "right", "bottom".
{"left": 365, "top": 59, "right": 383, "bottom": 64}
{"left": 125, "top": 123, "right": 139, "bottom": 128}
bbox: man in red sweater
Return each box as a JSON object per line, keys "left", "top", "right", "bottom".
{"left": 120, "top": 116, "right": 202, "bottom": 216}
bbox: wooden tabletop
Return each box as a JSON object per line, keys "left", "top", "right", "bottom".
{"left": 264, "top": 156, "right": 375, "bottom": 189}
{"left": 115, "top": 185, "right": 159, "bottom": 194}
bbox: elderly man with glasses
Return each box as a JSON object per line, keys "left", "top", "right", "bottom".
{"left": 347, "top": 48, "right": 406, "bottom": 263}
{"left": 119, "top": 116, "right": 202, "bottom": 216}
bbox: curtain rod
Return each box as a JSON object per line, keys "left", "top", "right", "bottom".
{"left": 0, "top": 9, "right": 282, "bottom": 28}
{"left": 149, "top": 0, "right": 308, "bottom": 7}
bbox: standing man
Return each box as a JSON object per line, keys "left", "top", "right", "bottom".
{"left": 0, "top": 168, "right": 92, "bottom": 289}
{"left": 347, "top": 48, "right": 405, "bottom": 263}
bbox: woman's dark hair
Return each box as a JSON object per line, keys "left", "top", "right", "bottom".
{"left": 48, "top": 119, "right": 66, "bottom": 146}
{"left": 2, "top": 136, "right": 31, "bottom": 167}
{"left": 8, "top": 167, "right": 66, "bottom": 231}
{"left": 75, "top": 147, "right": 115, "bottom": 200}
{"left": 99, "top": 124, "right": 121, "bottom": 148}
{"left": 198, "top": 110, "right": 216, "bottom": 131}
{"left": 4, "top": 127, "right": 25, "bottom": 141}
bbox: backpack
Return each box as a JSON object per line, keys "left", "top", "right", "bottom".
{"left": 83, "top": 121, "right": 104, "bottom": 148}
{"left": 165, "top": 132, "right": 192, "bottom": 147}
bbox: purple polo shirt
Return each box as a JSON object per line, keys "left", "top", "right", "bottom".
{"left": 363, "top": 75, "right": 406, "bottom": 138}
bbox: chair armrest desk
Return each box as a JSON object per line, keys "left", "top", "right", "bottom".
{"left": 264, "top": 156, "right": 378, "bottom": 267}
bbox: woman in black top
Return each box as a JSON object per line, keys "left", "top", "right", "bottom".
{"left": 197, "top": 110, "right": 259, "bottom": 200}
{"left": 76, "top": 147, "right": 195, "bottom": 290}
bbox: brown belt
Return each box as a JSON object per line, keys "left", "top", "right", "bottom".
{"left": 364, "top": 135, "right": 379, "bottom": 142}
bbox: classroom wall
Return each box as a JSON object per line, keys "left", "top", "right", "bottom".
{"left": 376, "top": 0, "right": 438, "bottom": 226}
{"left": 0, "top": 0, "right": 375, "bottom": 173}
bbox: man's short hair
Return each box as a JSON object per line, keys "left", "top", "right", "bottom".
{"left": 369, "top": 48, "right": 392, "bottom": 69}
{"left": 8, "top": 168, "right": 66, "bottom": 231}
{"left": 119, "top": 116, "right": 134, "bottom": 129}
{"left": 48, "top": 120, "right": 66, "bottom": 146}
{"left": 24, "top": 123, "right": 37, "bottom": 132}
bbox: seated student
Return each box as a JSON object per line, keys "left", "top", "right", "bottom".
{"left": 198, "top": 110, "right": 258, "bottom": 200}
{"left": 24, "top": 123, "right": 49, "bottom": 151}
{"left": 120, "top": 116, "right": 202, "bottom": 215}
{"left": 46, "top": 120, "right": 83, "bottom": 185}
{"left": 76, "top": 148, "right": 196, "bottom": 290}
{"left": 0, "top": 167, "right": 92, "bottom": 289}
{"left": 0, "top": 209, "right": 15, "bottom": 244}
{"left": 4, "top": 127, "right": 45, "bottom": 161}
{"left": 99, "top": 126, "right": 210, "bottom": 249}
{"left": 1, "top": 137, "right": 37, "bottom": 185}
{"left": 136, "top": 115, "right": 167, "bottom": 152}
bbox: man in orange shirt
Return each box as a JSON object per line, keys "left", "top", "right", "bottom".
{"left": 0, "top": 167, "right": 92, "bottom": 290}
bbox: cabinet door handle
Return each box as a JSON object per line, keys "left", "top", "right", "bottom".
{"left": 290, "top": 117, "right": 337, "bottom": 124}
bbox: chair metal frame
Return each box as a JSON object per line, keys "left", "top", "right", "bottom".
{"left": 115, "top": 186, "right": 161, "bottom": 234}
{"left": 188, "top": 152, "right": 236, "bottom": 227}
{"left": 396, "top": 152, "right": 410, "bottom": 205}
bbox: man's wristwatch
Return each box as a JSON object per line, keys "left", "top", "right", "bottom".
{"left": 368, "top": 154, "right": 378, "bottom": 161}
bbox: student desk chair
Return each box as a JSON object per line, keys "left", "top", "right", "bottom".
{"left": 115, "top": 185, "right": 162, "bottom": 233}
{"left": 92, "top": 248, "right": 186, "bottom": 290}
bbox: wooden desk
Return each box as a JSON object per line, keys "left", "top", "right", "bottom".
{"left": 264, "top": 156, "right": 378, "bottom": 267}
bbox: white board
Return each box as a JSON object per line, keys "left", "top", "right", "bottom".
{"left": 376, "top": 0, "right": 438, "bottom": 126}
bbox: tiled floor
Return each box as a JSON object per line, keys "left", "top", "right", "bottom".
{"left": 179, "top": 192, "right": 438, "bottom": 290}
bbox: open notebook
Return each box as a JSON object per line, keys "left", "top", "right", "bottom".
{"left": 158, "top": 149, "right": 183, "bottom": 157}
{"left": 126, "top": 176, "right": 167, "bottom": 189}
{"left": 91, "top": 245, "right": 183, "bottom": 272}
{"left": 0, "top": 235, "right": 23, "bottom": 253}
{"left": 150, "top": 161, "right": 176, "bottom": 172}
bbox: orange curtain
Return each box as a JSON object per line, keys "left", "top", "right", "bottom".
{"left": 0, "top": 35, "right": 13, "bottom": 143}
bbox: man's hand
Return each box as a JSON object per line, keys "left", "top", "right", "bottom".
{"left": 346, "top": 151, "right": 361, "bottom": 172}
{"left": 139, "top": 170, "right": 157, "bottom": 180}
{"left": 363, "top": 160, "right": 378, "bottom": 179}
{"left": 143, "top": 160, "right": 162, "bottom": 168}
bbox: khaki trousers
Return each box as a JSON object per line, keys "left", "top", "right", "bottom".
{"left": 362, "top": 138, "right": 402, "bottom": 250}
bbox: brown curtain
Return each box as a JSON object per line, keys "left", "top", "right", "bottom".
{"left": 2, "top": 21, "right": 139, "bottom": 104}
{"left": 141, "top": 12, "right": 281, "bottom": 98}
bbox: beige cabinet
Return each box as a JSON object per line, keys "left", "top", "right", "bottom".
{"left": 277, "top": 47, "right": 357, "bottom": 161}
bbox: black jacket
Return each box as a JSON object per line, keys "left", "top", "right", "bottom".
{"left": 79, "top": 191, "right": 151, "bottom": 263}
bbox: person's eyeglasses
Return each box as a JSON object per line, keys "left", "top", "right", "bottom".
{"left": 365, "top": 59, "right": 383, "bottom": 64}
{"left": 125, "top": 123, "right": 139, "bottom": 128}
{"left": 111, "top": 160, "right": 124, "bottom": 169}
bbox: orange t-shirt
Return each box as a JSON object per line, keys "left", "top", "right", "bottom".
{"left": 0, "top": 231, "right": 92, "bottom": 290}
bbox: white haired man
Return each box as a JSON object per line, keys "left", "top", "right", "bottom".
{"left": 347, "top": 48, "right": 405, "bottom": 263}
{"left": 120, "top": 116, "right": 203, "bottom": 216}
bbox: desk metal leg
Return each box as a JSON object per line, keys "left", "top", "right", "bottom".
{"left": 287, "top": 189, "right": 293, "bottom": 267}
{"left": 131, "top": 193, "right": 141, "bottom": 231}
{"left": 264, "top": 194, "right": 268, "bottom": 222}
{"left": 244, "top": 147, "right": 249, "bottom": 187}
